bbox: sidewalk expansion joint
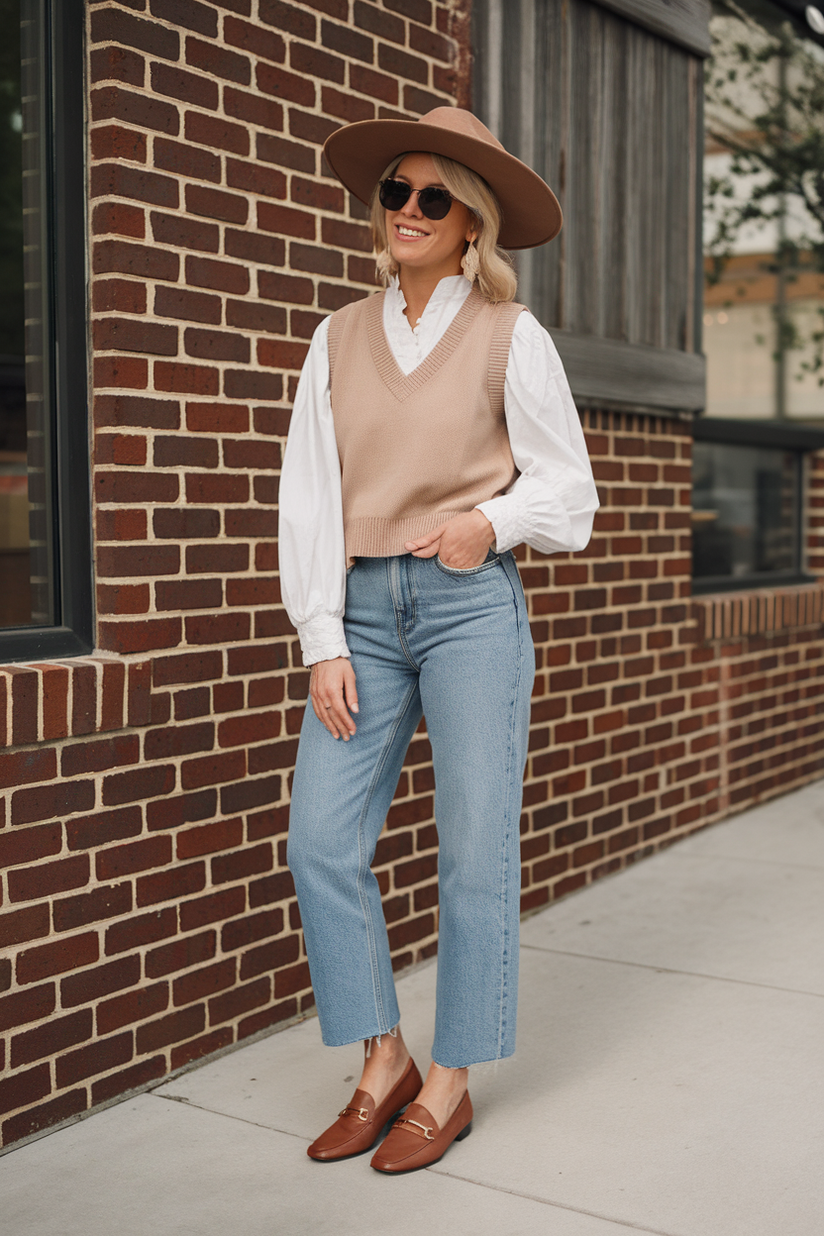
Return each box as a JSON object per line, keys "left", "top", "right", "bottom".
{"left": 521, "top": 944, "right": 824, "bottom": 998}
{"left": 672, "top": 852, "right": 824, "bottom": 873}
{"left": 150, "top": 1091, "right": 309, "bottom": 1142}
{"left": 426, "top": 1168, "right": 687, "bottom": 1236}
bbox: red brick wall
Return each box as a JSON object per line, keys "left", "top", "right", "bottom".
{"left": 0, "top": 0, "right": 473, "bottom": 1151}
{"left": 2, "top": 0, "right": 824, "bottom": 1154}
{"left": 519, "top": 410, "right": 703, "bottom": 906}
{"left": 689, "top": 452, "right": 824, "bottom": 817}
{"left": 517, "top": 416, "right": 824, "bottom": 916}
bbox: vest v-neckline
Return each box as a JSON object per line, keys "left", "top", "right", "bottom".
{"left": 367, "top": 287, "right": 486, "bottom": 402}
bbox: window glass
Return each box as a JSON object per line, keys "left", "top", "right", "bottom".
{"left": 0, "top": 0, "right": 52, "bottom": 630}
{"left": 704, "top": 1, "right": 824, "bottom": 425}
{"left": 692, "top": 441, "right": 800, "bottom": 583}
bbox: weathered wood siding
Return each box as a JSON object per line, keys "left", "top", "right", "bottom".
{"left": 474, "top": 0, "right": 707, "bottom": 412}
{"left": 593, "top": 0, "right": 711, "bottom": 56}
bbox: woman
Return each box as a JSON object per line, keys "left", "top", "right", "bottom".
{"left": 280, "top": 108, "right": 599, "bottom": 1174}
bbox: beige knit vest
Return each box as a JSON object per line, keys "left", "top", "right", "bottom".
{"left": 327, "top": 287, "right": 525, "bottom": 562}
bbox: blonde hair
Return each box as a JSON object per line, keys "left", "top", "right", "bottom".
{"left": 369, "top": 152, "right": 518, "bottom": 303}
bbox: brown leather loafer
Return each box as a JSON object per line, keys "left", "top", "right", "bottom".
{"left": 370, "top": 1091, "right": 473, "bottom": 1173}
{"left": 307, "top": 1057, "right": 423, "bottom": 1161}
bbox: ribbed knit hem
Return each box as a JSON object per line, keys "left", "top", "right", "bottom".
{"left": 346, "top": 511, "right": 466, "bottom": 561}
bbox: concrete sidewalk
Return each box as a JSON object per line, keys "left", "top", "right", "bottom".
{"left": 2, "top": 784, "right": 823, "bottom": 1236}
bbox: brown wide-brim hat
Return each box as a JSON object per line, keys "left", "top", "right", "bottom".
{"left": 323, "top": 106, "right": 562, "bottom": 250}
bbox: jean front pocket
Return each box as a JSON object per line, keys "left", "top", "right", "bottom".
{"left": 434, "top": 550, "right": 501, "bottom": 577}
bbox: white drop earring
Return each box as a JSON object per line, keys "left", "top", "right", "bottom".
{"left": 461, "top": 240, "right": 480, "bottom": 285}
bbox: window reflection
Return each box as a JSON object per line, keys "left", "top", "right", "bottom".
{"left": 692, "top": 441, "right": 800, "bottom": 583}
{"left": 0, "top": 0, "right": 53, "bottom": 629}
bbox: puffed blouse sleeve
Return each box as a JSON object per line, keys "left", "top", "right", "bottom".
{"left": 476, "top": 311, "right": 600, "bottom": 554}
{"left": 279, "top": 315, "right": 351, "bottom": 667}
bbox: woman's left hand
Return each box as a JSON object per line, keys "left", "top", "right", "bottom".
{"left": 404, "top": 509, "right": 495, "bottom": 569}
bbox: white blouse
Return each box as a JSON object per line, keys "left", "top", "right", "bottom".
{"left": 280, "top": 275, "right": 600, "bottom": 666}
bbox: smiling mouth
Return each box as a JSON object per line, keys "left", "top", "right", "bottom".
{"left": 395, "top": 224, "right": 429, "bottom": 239}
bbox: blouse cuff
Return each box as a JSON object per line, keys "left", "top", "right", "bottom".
{"left": 296, "top": 613, "right": 351, "bottom": 667}
{"left": 476, "top": 492, "right": 531, "bottom": 554}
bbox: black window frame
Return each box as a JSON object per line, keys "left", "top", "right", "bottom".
{"left": 1, "top": 0, "right": 92, "bottom": 662}
{"left": 691, "top": 416, "right": 824, "bottom": 595}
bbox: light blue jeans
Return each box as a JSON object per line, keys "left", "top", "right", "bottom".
{"left": 287, "top": 551, "right": 534, "bottom": 1067}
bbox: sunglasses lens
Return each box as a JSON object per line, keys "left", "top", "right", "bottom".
{"left": 418, "top": 188, "right": 452, "bottom": 220}
{"left": 379, "top": 179, "right": 411, "bottom": 211}
{"left": 379, "top": 180, "right": 454, "bottom": 220}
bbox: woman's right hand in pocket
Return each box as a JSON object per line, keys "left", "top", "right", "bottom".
{"left": 310, "top": 657, "right": 359, "bottom": 740}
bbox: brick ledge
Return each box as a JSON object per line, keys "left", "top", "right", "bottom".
{"left": 693, "top": 581, "right": 824, "bottom": 642}
{"left": 0, "top": 654, "right": 151, "bottom": 750}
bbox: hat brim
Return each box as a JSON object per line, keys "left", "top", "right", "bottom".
{"left": 323, "top": 119, "right": 562, "bottom": 250}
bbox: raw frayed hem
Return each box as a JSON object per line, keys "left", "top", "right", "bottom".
{"left": 318, "top": 1021, "right": 400, "bottom": 1049}
{"left": 431, "top": 1053, "right": 514, "bottom": 1072}
{"left": 365, "top": 1024, "right": 399, "bottom": 1057}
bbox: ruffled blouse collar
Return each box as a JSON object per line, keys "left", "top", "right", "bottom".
{"left": 380, "top": 274, "right": 473, "bottom": 376}
{"left": 385, "top": 273, "right": 472, "bottom": 330}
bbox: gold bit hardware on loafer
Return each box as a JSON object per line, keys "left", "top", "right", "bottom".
{"left": 339, "top": 1106, "right": 369, "bottom": 1122}
{"left": 395, "top": 1117, "right": 434, "bottom": 1140}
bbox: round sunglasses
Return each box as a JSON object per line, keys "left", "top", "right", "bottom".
{"left": 378, "top": 178, "right": 454, "bottom": 220}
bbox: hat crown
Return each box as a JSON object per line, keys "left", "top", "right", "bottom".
{"left": 322, "top": 106, "right": 562, "bottom": 249}
{"left": 415, "top": 107, "right": 505, "bottom": 154}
